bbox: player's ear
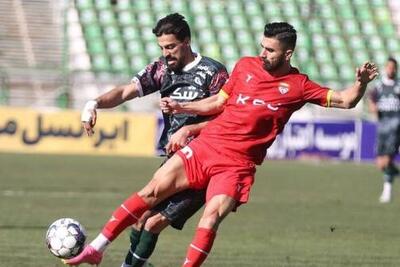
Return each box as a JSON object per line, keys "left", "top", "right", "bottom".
{"left": 285, "top": 49, "right": 293, "bottom": 61}
{"left": 183, "top": 37, "right": 190, "bottom": 46}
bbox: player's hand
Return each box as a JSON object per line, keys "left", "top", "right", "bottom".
{"left": 356, "top": 61, "right": 379, "bottom": 84}
{"left": 165, "top": 127, "right": 191, "bottom": 155}
{"left": 81, "top": 100, "right": 98, "bottom": 136}
{"left": 160, "top": 97, "right": 181, "bottom": 114}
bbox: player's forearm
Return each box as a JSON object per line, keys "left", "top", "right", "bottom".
{"left": 178, "top": 101, "right": 222, "bottom": 115}
{"left": 344, "top": 81, "right": 368, "bottom": 108}
{"left": 182, "top": 121, "right": 209, "bottom": 137}
{"left": 332, "top": 81, "right": 368, "bottom": 109}
{"left": 178, "top": 94, "right": 226, "bottom": 115}
{"left": 96, "top": 84, "right": 138, "bottom": 109}
{"left": 330, "top": 62, "right": 378, "bottom": 109}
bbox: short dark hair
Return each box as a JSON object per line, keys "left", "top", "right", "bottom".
{"left": 388, "top": 56, "right": 398, "bottom": 66}
{"left": 264, "top": 22, "right": 297, "bottom": 50}
{"left": 152, "top": 13, "right": 191, "bottom": 41}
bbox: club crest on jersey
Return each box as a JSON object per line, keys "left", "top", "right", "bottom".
{"left": 278, "top": 83, "right": 289, "bottom": 95}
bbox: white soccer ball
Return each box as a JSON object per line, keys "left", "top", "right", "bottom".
{"left": 45, "top": 218, "right": 86, "bottom": 259}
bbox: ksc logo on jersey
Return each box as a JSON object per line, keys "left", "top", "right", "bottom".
{"left": 236, "top": 93, "right": 279, "bottom": 111}
{"left": 278, "top": 83, "right": 289, "bottom": 95}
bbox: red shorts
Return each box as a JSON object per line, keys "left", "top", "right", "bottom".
{"left": 177, "top": 139, "right": 256, "bottom": 204}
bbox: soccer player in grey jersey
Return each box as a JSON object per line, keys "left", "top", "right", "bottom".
{"left": 368, "top": 57, "right": 400, "bottom": 203}
{"left": 136, "top": 49, "right": 227, "bottom": 154}
{"left": 79, "top": 13, "right": 228, "bottom": 267}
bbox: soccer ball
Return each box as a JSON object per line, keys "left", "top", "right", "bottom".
{"left": 45, "top": 218, "right": 86, "bottom": 259}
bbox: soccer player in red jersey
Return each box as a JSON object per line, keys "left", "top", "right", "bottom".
{"left": 64, "top": 22, "right": 378, "bottom": 266}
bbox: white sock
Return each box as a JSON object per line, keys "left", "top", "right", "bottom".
{"left": 383, "top": 181, "right": 392, "bottom": 193}
{"left": 90, "top": 233, "right": 110, "bottom": 252}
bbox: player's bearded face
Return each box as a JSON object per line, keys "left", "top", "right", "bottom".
{"left": 165, "top": 53, "right": 184, "bottom": 71}
{"left": 386, "top": 61, "right": 397, "bottom": 79}
{"left": 157, "top": 34, "right": 188, "bottom": 72}
{"left": 262, "top": 54, "right": 285, "bottom": 71}
{"left": 259, "top": 37, "right": 286, "bottom": 71}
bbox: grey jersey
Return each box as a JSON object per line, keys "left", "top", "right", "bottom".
{"left": 369, "top": 76, "right": 400, "bottom": 119}
{"left": 132, "top": 54, "right": 229, "bottom": 153}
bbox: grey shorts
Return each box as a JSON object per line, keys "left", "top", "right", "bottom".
{"left": 152, "top": 189, "right": 205, "bottom": 230}
{"left": 376, "top": 119, "right": 400, "bottom": 156}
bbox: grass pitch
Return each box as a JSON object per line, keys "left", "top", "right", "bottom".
{"left": 1, "top": 152, "right": 399, "bottom": 266}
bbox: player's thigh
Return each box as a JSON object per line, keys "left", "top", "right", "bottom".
{"left": 198, "top": 194, "right": 237, "bottom": 230}
{"left": 140, "top": 154, "right": 189, "bottom": 201}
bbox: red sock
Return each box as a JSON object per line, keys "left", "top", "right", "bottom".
{"left": 102, "top": 193, "right": 149, "bottom": 241}
{"left": 182, "top": 228, "right": 216, "bottom": 267}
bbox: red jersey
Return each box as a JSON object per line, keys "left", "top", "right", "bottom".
{"left": 197, "top": 57, "right": 332, "bottom": 165}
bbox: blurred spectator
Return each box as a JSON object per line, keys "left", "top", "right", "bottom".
{"left": 368, "top": 57, "right": 400, "bottom": 203}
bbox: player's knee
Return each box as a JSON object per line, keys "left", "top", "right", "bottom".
{"left": 132, "top": 220, "right": 144, "bottom": 230}
{"left": 199, "top": 195, "right": 236, "bottom": 230}
{"left": 375, "top": 156, "right": 386, "bottom": 170}
{"left": 377, "top": 162, "right": 385, "bottom": 171}
{"left": 145, "top": 173, "right": 183, "bottom": 199}
{"left": 133, "top": 210, "right": 153, "bottom": 229}
{"left": 144, "top": 213, "right": 170, "bottom": 233}
{"left": 377, "top": 157, "right": 390, "bottom": 170}
{"left": 137, "top": 178, "right": 161, "bottom": 202}
{"left": 198, "top": 210, "right": 222, "bottom": 230}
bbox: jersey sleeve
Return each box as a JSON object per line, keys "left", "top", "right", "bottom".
{"left": 220, "top": 59, "right": 242, "bottom": 97}
{"left": 208, "top": 68, "right": 229, "bottom": 95}
{"left": 302, "top": 77, "right": 332, "bottom": 107}
{"left": 131, "top": 59, "right": 166, "bottom": 97}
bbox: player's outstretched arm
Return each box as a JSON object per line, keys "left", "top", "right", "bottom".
{"left": 330, "top": 61, "right": 379, "bottom": 109}
{"left": 81, "top": 83, "right": 140, "bottom": 136}
{"left": 95, "top": 83, "right": 139, "bottom": 108}
{"left": 160, "top": 94, "right": 227, "bottom": 115}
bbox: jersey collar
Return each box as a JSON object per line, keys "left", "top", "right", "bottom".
{"left": 382, "top": 75, "right": 396, "bottom": 86}
{"left": 182, "top": 53, "right": 202, "bottom": 72}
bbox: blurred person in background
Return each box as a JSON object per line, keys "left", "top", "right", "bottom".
{"left": 77, "top": 13, "right": 228, "bottom": 267}
{"left": 368, "top": 57, "right": 400, "bottom": 203}
{"left": 64, "top": 21, "right": 378, "bottom": 267}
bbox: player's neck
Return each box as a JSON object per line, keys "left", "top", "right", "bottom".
{"left": 268, "top": 64, "right": 292, "bottom": 77}
{"left": 382, "top": 74, "right": 396, "bottom": 86}
{"left": 183, "top": 51, "right": 196, "bottom": 67}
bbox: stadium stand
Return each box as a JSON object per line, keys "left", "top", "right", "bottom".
{"left": 0, "top": 0, "right": 399, "bottom": 112}
{"left": 72, "top": 1, "right": 400, "bottom": 84}
{"left": 0, "top": 0, "right": 66, "bottom": 107}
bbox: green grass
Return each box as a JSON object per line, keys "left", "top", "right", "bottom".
{"left": 0, "top": 152, "right": 399, "bottom": 266}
